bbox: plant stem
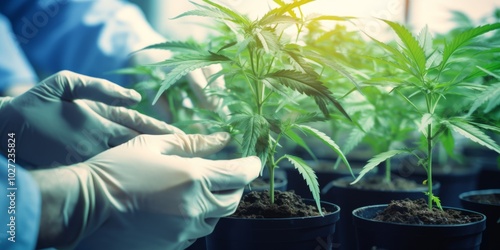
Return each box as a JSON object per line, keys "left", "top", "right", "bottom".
{"left": 268, "top": 164, "right": 275, "bottom": 203}
{"left": 268, "top": 132, "right": 285, "bottom": 204}
{"left": 385, "top": 159, "right": 391, "bottom": 183}
{"left": 427, "top": 124, "right": 433, "bottom": 210}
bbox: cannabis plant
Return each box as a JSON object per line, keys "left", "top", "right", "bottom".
{"left": 352, "top": 19, "right": 500, "bottom": 209}
{"left": 136, "top": 0, "right": 359, "bottom": 212}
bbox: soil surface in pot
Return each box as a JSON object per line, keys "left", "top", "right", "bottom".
{"left": 464, "top": 193, "right": 500, "bottom": 205}
{"left": 231, "top": 190, "right": 327, "bottom": 218}
{"left": 335, "top": 175, "right": 422, "bottom": 191}
{"left": 374, "top": 198, "right": 483, "bottom": 224}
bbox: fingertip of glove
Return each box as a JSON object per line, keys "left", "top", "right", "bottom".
{"left": 129, "top": 90, "right": 142, "bottom": 102}
{"left": 212, "top": 132, "right": 230, "bottom": 142}
{"left": 243, "top": 156, "right": 262, "bottom": 177}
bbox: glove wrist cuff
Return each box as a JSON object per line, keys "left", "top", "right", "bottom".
{"left": 65, "top": 164, "right": 111, "bottom": 248}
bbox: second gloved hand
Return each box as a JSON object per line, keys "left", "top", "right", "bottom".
{"left": 0, "top": 70, "right": 183, "bottom": 168}
{"left": 62, "top": 132, "right": 260, "bottom": 250}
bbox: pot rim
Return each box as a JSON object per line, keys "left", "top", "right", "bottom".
{"left": 352, "top": 204, "right": 486, "bottom": 228}
{"left": 459, "top": 189, "right": 500, "bottom": 206}
{"left": 223, "top": 199, "right": 340, "bottom": 222}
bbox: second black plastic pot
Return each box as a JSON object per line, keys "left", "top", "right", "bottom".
{"left": 206, "top": 200, "right": 340, "bottom": 250}
{"left": 322, "top": 175, "right": 440, "bottom": 250}
{"left": 352, "top": 204, "right": 486, "bottom": 250}
{"left": 460, "top": 189, "right": 500, "bottom": 250}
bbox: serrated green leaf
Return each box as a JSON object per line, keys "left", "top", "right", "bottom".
{"left": 263, "top": 70, "right": 349, "bottom": 119}
{"left": 440, "top": 127, "right": 456, "bottom": 158}
{"left": 382, "top": 19, "right": 427, "bottom": 78}
{"left": 303, "top": 49, "right": 362, "bottom": 94}
{"left": 176, "top": 0, "right": 250, "bottom": 27}
{"left": 202, "top": 0, "right": 251, "bottom": 25}
{"left": 285, "top": 154, "right": 322, "bottom": 215}
{"left": 238, "top": 114, "right": 270, "bottom": 170}
{"left": 151, "top": 54, "right": 231, "bottom": 104}
{"left": 469, "top": 122, "right": 500, "bottom": 134}
{"left": 283, "top": 129, "right": 316, "bottom": 160}
{"left": 137, "top": 41, "right": 202, "bottom": 53}
{"left": 468, "top": 82, "right": 500, "bottom": 115}
{"left": 284, "top": 45, "right": 317, "bottom": 76}
{"left": 258, "top": 14, "right": 299, "bottom": 27}
{"left": 439, "top": 23, "right": 500, "bottom": 71}
{"left": 255, "top": 28, "right": 281, "bottom": 53}
{"left": 462, "top": 63, "right": 500, "bottom": 82}
{"left": 445, "top": 119, "right": 500, "bottom": 154}
{"left": 108, "top": 66, "right": 153, "bottom": 76}
{"left": 294, "top": 124, "right": 353, "bottom": 177}
{"left": 418, "top": 25, "right": 433, "bottom": 56}
{"left": 418, "top": 113, "right": 433, "bottom": 136}
{"left": 309, "top": 14, "right": 354, "bottom": 22}
{"left": 266, "top": 0, "right": 314, "bottom": 19}
{"left": 351, "top": 149, "right": 409, "bottom": 184}
{"left": 364, "top": 34, "right": 413, "bottom": 77}
{"left": 344, "top": 115, "right": 374, "bottom": 155}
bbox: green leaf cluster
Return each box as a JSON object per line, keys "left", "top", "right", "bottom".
{"left": 353, "top": 19, "right": 500, "bottom": 209}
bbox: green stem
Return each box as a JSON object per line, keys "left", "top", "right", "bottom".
{"left": 268, "top": 164, "right": 275, "bottom": 203}
{"left": 385, "top": 159, "right": 391, "bottom": 183}
{"left": 268, "top": 132, "right": 285, "bottom": 204}
{"left": 427, "top": 124, "right": 433, "bottom": 210}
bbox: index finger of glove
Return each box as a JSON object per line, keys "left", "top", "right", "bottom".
{"left": 141, "top": 132, "right": 230, "bottom": 157}
{"left": 40, "top": 70, "right": 141, "bottom": 107}
{"left": 197, "top": 156, "right": 261, "bottom": 191}
{"left": 82, "top": 100, "right": 184, "bottom": 135}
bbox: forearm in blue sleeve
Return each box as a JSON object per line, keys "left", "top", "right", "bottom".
{"left": 0, "top": 154, "right": 41, "bottom": 250}
{"left": 0, "top": 14, "right": 38, "bottom": 95}
{"left": 3, "top": 0, "right": 165, "bottom": 87}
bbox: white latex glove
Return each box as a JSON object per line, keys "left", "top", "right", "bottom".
{"left": 36, "top": 132, "right": 259, "bottom": 250}
{"left": 0, "top": 70, "right": 183, "bottom": 168}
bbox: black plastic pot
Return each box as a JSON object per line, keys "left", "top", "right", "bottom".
{"left": 206, "top": 200, "right": 340, "bottom": 250}
{"left": 460, "top": 189, "right": 500, "bottom": 250}
{"left": 352, "top": 204, "right": 486, "bottom": 250}
{"left": 322, "top": 175, "right": 440, "bottom": 250}
{"left": 187, "top": 170, "right": 288, "bottom": 250}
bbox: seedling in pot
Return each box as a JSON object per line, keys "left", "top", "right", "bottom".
{"left": 135, "top": 0, "right": 360, "bottom": 214}
{"left": 352, "top": 19, "right": 500, "bottom": 209}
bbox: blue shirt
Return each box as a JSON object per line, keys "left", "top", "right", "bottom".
{"left": 0, "top": 154, "right": 41, "bottom": 250}
{"left": 0, "top": 0, "right": 164, "bottom": 94}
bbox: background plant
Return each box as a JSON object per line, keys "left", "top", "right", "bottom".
{"left": 136, "top": 0, "right": 360, "bottom": 213}
{"left": 352, "top": 19, "right": 500, "bottom": 209}
{"left": 302, "top": 21, "right": 419, "bottom": 185}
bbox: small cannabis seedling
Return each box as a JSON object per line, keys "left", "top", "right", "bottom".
{"left": 352, "top": 20, "right": 500, "bottom": 209}
{"left": 136, "top": 0, "right": 360, "bottom": 213}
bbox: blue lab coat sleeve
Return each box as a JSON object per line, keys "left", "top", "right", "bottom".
{"left": 0, "top": 0, "right": 165, "bottom": 92}
{"left": 0, "top": 153, "right": 41, "bottom": 250}
{"left": 0, "top": 14, "right": 38, "bottom": 95}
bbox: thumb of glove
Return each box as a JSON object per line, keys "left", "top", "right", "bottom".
{"left": 36, "top": 70, "right": 141, "bottom": 107}
{"left": 130, "top": 131, "right": 232, "bottom": 157}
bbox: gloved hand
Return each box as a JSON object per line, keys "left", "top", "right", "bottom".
{"left": 0, "top": 70, "right": 183, "bottom": 168}
{"left": 32, "top": 132, "right": 260, "bottom": 250}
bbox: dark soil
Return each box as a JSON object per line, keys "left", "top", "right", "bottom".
{"left": 374, "top": 198, "right": 484, "bottom": 225}
{"left": 231, "top": 190, "right": 327, "bottom": 218}
{"left": 335, "top": 175, "right": 423, "bottom": 191}
{"left": 464, "top": 193, "right": 500, "bottom": 205}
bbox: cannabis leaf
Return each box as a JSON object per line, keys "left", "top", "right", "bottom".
{"left": 285, "top": 154, "right": 322, "bottom": 215}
